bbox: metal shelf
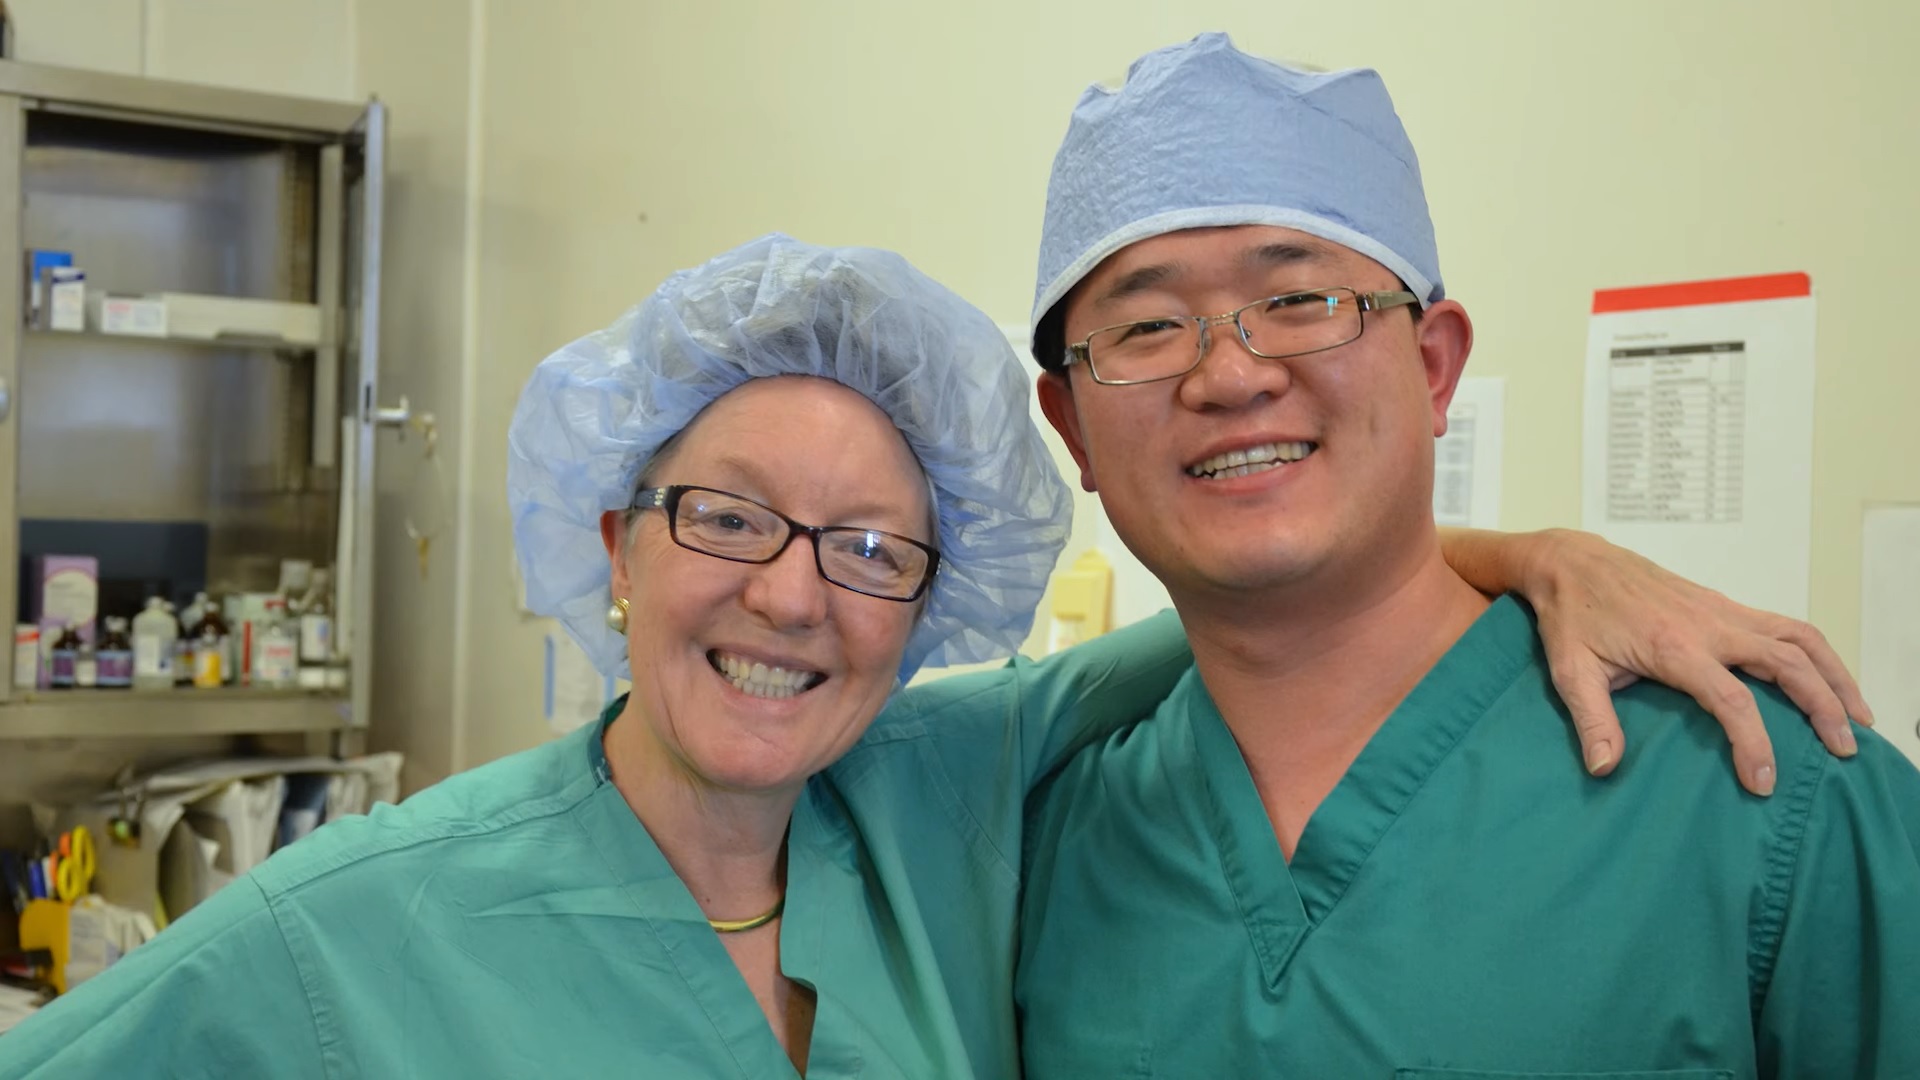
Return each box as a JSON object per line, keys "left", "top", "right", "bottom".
{"left": 0, "top": 690, "right": 355, "bottom": 740}
{"left": 25, "top": 326, "right": 322, "bottom": 353}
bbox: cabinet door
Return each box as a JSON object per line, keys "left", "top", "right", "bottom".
{"left": 337, "top": 100, "right": 385, "bottom": 737}
{"left": 0, "top": 94, "right": 22, "bottom": 702}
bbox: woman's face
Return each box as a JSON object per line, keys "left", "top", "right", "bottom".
{"left": 602, "top": 376, "right": 932, "bottom": 798}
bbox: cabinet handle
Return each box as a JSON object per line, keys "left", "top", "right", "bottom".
{"left": 0, "top": 375, "right": 9, "bottom": 422}
{"left": 372, "top": 394, "right": 409, "bottom": 430}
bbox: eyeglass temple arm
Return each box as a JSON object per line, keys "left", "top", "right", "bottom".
{"left": 1358, "top": 289, "right": 1420, "bottom": 312}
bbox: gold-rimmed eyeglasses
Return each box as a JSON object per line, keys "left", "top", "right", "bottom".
{"left": 1064, "top": 287, "right": 1419, "bottom": 386}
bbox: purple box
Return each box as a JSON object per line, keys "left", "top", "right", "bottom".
{"left": 27, "top": 555, "right": 97, "bottom": 689}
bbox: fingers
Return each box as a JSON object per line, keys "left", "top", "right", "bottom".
{"left": 1546, "top": 649, "right": 1624, "bottom": 777}
{"left": 1729, "top": 635, "right": 1858, "bottom": 760}
{"left": 1765, "top": 616, "right": 1875, "bottom": 728}
{"left": 1669, "top": 658, "right": 1777, "bottom": 797}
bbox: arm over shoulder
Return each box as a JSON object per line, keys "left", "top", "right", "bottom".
{"left": 866, "top": 610, "right": 1190, "bottom": 873}
{"left": 0, "top": 879, "right": 329, "bottom": 1079}
{"left": 1754, "top": 726, "right": 1920, "bottom": 1078}
{"left": 891, "top": 608, "right": 1190, "bottom": 787}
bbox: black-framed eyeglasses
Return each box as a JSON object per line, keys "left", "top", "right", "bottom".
{"left": 634, "top": 485, "right": 940, "bottom": 602}
{"left": 1063, "top": 287, "right": 1420, "bottom": 386}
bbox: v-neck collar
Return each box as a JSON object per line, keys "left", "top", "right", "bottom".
{"left": 1186, "top": 595, "right": 1540, "bottom": 989}
{"left": 576, "top": 700, "right": 865, "bottom": 1078}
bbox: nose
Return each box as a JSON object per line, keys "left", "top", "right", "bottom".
{"left": 742, "top": 534, "right": 831, "bottom": 630}
{"left": 1176, "top": 317, "right": 1293, "bottom": 413}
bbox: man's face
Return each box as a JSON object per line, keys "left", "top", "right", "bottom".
{"left": 1037, "top": 225, "right": 1473, "bottom": 602}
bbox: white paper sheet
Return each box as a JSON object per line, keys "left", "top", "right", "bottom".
{"left": 185, "top": 776, "right": 287, "bottom": 876}
{"left": 1434, "top": 376, "right": 1505, "bottom": 529}
{"left": 0, "top": 984, "right": 44, "bottom": 1034}
{"left": 1861, "top": 505, "right": 1920, "bottom": 767}
{"left": 1581, "top": 276, "right": 1816, "bottom": 618}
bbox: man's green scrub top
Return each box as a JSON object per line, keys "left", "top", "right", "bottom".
{"left": 0, "top": 613, "right": 1189, "bottom": 1079}
{"left": 1018, "top": 597, "right": 1920, "bottom": 1079}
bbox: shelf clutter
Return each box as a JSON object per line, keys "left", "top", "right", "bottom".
{"left": 27, "top": 247, "right": 325, "bottom": 348}
{"left": 15, "top": 555, "right": 345, "bottom": 701}
{"left": 3, "top": 750, "right": 401, "bottom": 1007}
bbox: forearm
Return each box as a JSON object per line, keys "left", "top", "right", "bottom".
{"left": 1439, "top": 526, "right": 1560, "bottom": 599}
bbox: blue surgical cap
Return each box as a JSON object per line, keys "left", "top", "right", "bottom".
{"left": 508, "top": 234, "right": 1071, "bottom": 684}
{"left": 1030, "top": 32, "right": 1442, "bottom": 359}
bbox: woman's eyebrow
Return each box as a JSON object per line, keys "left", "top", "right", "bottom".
{"left": 699, "top": 455, "right": 923, "bottom": 530}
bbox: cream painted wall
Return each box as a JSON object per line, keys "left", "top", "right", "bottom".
{"left": 446, "top": 0, "right": 1918, "bottom": 767}
{"left": 9, "top": 1, "right": 1912, "bottom": 777}
{"left": 7, "top": 0, "right": 351, "bottom": 98}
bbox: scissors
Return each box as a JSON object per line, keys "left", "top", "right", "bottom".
{"left": 50, "top": 826, "right": 96, "bottom": 902}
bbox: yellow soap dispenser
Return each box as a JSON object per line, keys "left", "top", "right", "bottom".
{"left": 1046, "top": 549, "right": 1114, "bottom": 653}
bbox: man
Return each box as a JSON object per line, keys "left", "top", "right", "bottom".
{"left": 1017, "top": 34, "right": 1920, "bottom": 1077}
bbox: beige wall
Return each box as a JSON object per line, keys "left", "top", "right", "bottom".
{"left": 7, "top": 0, "right": 352, "bottom": 97}
{"left": 17, "top": 1, "right": 1915, "bottom": 779}
{"left": 443, "top": 0, "right": 1919, "bottom": 769}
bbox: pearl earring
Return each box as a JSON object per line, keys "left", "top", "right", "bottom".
{"left": 606, "top": 596, "right": 630, "bottom": 635}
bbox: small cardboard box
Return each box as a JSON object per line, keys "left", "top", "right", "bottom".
{"left": 97, "top": 295, "right": 168, "bottom": 337}
{"left": 26, "top": 554, "right": 99, "bottom": 672}
{"left": 23, "top": 249, "right": 71, "bottom": 326}
{"left": 48, "top": 268, "right": 86, "bottom": 331}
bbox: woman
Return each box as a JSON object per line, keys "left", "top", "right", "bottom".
{"left": 0, "top": 236, "right": 1863, "bottom": 1078}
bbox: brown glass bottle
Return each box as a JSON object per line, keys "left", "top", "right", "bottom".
{"left": 190, "top": 596, "right": 230, "bottom": 690}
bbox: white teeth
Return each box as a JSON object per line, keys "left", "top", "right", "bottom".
{"left": 1187, "top": 442, "right": 1315, "bottom": 478}
{"left": 711, "top": 650, "right": 820, "bottom": 700}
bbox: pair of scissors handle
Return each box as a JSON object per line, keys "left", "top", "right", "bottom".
{"left": 52, "top": 826, "right": 95, "bottom": 902}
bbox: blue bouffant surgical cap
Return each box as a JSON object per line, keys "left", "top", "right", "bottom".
{"left": 508, "top": 234, "right": 1071, "bottom": 684}
{"left": 1030, "top": 32, "right": 1442, "bottom": 361}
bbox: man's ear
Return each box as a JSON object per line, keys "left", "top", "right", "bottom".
{"left": 1415, "top": 300, "right": 1475, "bottom": 438}
{"left": 1037, "top": 371, "right": 1097, "bottom": 492}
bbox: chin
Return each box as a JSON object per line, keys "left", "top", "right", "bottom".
{"left": 1158, "top": 534, "right": 1327, "bottom": 595}
{"left": 687, "top": 743, "right": 821, "bottom": 794}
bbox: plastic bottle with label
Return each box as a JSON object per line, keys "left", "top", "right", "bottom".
{"left": 255, "top": 598, "right": 298, "bottom": 689}
{"left": 131, "top": 598, "right": 177, "bottom": 691}
{"left": 297, "top": 569, "right": 334, "bottom": 690}
{"left": 11, "top": 625, "right": 37, "bottom": 690}
{"left": 96, "top": 616, "right": 134, "bottom": 689}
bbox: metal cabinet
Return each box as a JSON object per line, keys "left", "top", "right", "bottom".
{"left": 0, "top": 63, "right": 386, "bottom": 755}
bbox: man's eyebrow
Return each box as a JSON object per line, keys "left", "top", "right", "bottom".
{"left": 1094, "top": 262, "right": 1182, "bottom": 310}
{"left": 1243, "top": 241, "right": 1327, "bottom": 270}
{"left": 1092, "top": 240, "right": 1335, "bottom": 311}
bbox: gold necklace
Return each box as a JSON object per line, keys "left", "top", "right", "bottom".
{"left": 708, "top": 895, "right": 784, "bottom": 934}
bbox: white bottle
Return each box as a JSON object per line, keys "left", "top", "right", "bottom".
{"left": 255, "top": 599, "right": 298, "bottom": 689}
{"left": 131, "top": 597, "right": 178, "bottom": 691}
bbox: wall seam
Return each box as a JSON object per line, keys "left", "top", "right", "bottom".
{"left": 447, "top": 0, "right": 486, "bottom": 772}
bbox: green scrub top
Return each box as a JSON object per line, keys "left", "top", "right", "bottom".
{"left": 1018, "top": 596, "right": 1920, "bottom": 1079}
{"left": 0, "top": 611, "right": 1191, "bottom": 1079}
